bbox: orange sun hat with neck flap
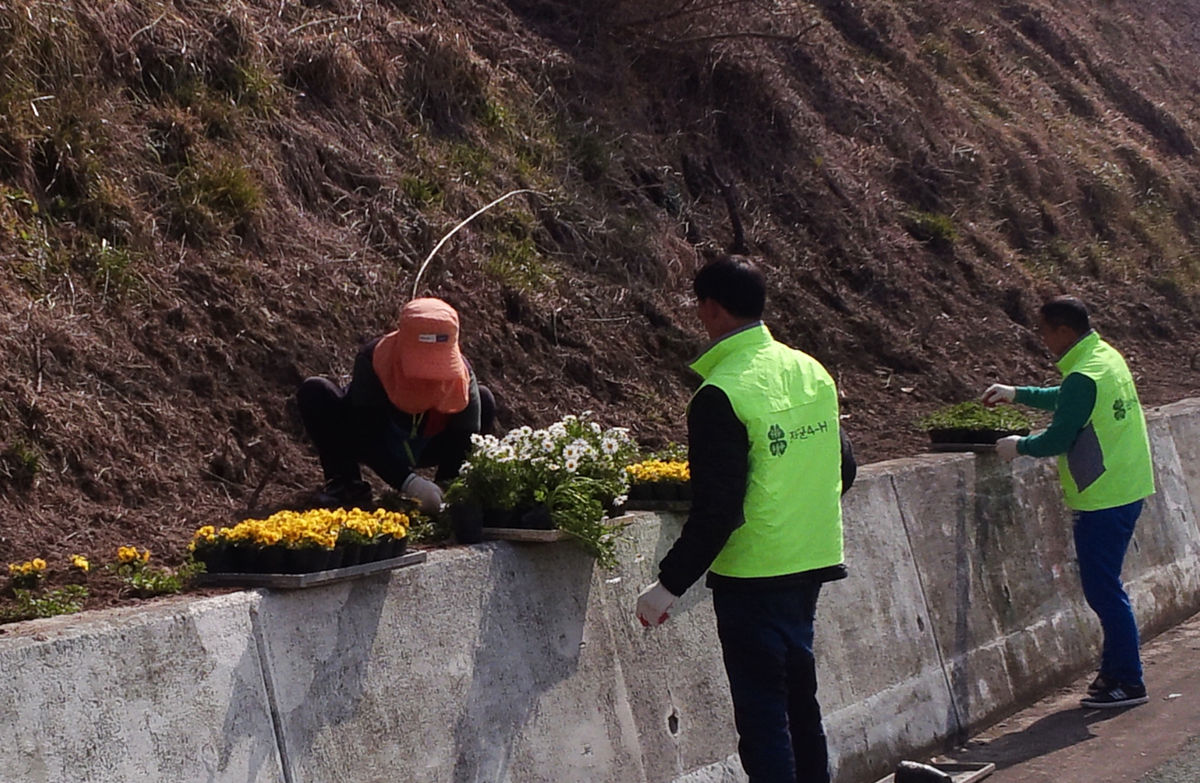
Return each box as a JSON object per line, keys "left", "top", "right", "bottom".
{"left": 372, "top": 298, "right": 470, "bottom": 415}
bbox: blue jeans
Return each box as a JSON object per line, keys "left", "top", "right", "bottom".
{"left": 712, "top": 584, "right": 829, "bottom": 783}
{"left": 1074, "top": 500, "right": 1144, "bottom": 687}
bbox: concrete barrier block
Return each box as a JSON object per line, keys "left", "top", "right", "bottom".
{"left": 671, "top": 753, "right": 746, "bottom": 783}
{"left": 819, "top": 465, "right": 957, "bottom": 783}
{"left": 890, "top": 453, "right": 1092, "bottom": 732}
{"left": 0, "top": 592, "right": 281, "bottom": 783}
{"left": 1126, "top": 410, "right": 1200, "bottom": 636}
{"left": 1156, "top": 399, "right": 1200, "bottom": 536}
{"left": 255, "top": 548, "right": 492, "bottom": 782}
{"left": 471, "top": 540, "right": 646, "bottom": 783}
{"left": 258, "top": 539, "right": 659, "bottom": 783}
{"left": 604, "top": 513, "right": 740, "bottom": 783}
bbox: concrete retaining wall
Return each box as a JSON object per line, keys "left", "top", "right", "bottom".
{"left": 2, "top": 400, "right": 1199, "bottom": 783}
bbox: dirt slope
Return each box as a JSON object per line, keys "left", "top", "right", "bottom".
{"left": 1, "top": 0, "right": 1199, "bottom": 607}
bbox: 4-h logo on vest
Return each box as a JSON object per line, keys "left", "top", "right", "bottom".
{"left": 1113, "top": 398, "right": 1127, "bottom": 421}
{"left": 768, "top": 423, "right": 788, "bottom": 456}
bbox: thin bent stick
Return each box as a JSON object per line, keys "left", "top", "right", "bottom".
{"left": 411, "top": 189, "right": 542, "bottom": 300}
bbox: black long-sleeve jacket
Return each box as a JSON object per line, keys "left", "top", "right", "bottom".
{"left": 657, "top": 384, "right": 856, "bottom": 596}
{"left": 348, "top": 338, "right": 482, "bottom": 487}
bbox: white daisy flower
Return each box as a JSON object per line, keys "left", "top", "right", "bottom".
{"left": 564, "top": 457, "right": 579, "bottom": 473}
{"left": 601, "top": 438, "right": 620, "bottom": 455}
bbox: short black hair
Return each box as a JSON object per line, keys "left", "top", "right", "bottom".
{"left": 693, "top": 256, "right": 766, "bottom": 319}
{"left": 1040, "top": 296, "right": 1090, "bottom": 335}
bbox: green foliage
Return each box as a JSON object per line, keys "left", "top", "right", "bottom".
{"left": 484, "top": 234, "right": 550, "bottom": 292}
{"left": 170, "top": 156, "right": 262, "bottom": 239}
{"left": 401, "top": 176, "right": 443, "bottom": 209}
{"left": 446, "top": 414, "right": 640, "bottom": 567}
{"left": 335, "top": 526, "right": 373, "bottom": 547}
{"left": 0, "top": 585, "right": 88, "bottom": 623}
{"left": 916, "top": 401, "right": 1033, "bottom": 433}
{"left": 903, "top": 210, "right": 957, "bottom": 249}
{"left": 446, "top": 142, "right": 493, "bottom": 184}
{"left": 546, "top": 476, "right": 626, "bottom": 570}
{"left": 406, "top": 512, "right": 452, "bottom": 546}
{"left": 476, "top": 99, "right": 509, "bottom": 130}
{"left": 217, "top": 61, "right": 281, "bottom": 114}
{"left": 73, "top": 239, "right": 140, "bottom": 300}
{"left": 0, "top": 441, "right": 40, "bottom": 490}
{"left": 646, "top": 442, "right": 689, "bottom": 462}
{"left": 112, "top": 557, "right": 205, "bottom": 599}
{"left": 567, "top": 125, "right": 612, "bottom": 182}
{"left": 920, "top": 36, "right": 953, "bottom": 75}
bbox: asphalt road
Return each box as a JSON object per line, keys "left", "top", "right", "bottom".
{"left": 940, "top": 610, "right": 1200, "bottom": 783}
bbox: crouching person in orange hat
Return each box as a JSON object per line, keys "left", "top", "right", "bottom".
{"left": 297, "top": 298, "right": 495, "bottom": 512}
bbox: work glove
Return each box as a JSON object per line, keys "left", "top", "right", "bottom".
{"left": 996, "top": 435, "right": 1022, "bottom": 462}
{"left": 401, "top": 474, "right": 445, "bottom": 513}
{"left": 636, "top": 581, "right": 677, "bottom": 627}
{"left": 981, "top": 384, "right": 1017, "bottom": 407}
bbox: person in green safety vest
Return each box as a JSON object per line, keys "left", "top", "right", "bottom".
{"left": 636, "top": 256, "right": 856, "bottom": 783}
{"left": 983, "top": 295, "right": 1155, "bottom": 710}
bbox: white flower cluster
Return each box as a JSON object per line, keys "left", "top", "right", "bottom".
{"left": 465, "top": 414, "right": 635, "bottom": 476}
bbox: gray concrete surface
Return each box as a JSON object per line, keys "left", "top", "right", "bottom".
{"left": 0, "top": 592, "right": 283, "bottom": 783}
{"left": 944, "top": 609, "right": 1200, "bottom": 783}
{"left": 0, "top": 400, "right": 1196, "bottom": 783}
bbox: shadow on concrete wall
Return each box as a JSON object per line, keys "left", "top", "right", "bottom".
{"left": 280, "top": 575, "right": 389, "bottom": 764}
{"left": 214, "top": 575, "right": 390, "bottom": 782}
{"left": 451, "top": 546, "right": 594, "bottom": 783}
{"left": 213, "top": 618, "right": 286, "bottom": 783}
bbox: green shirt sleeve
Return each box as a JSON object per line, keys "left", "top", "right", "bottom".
{"left": 1013, "top": 385, "right": 1059, "bottom": 411}
{"left": 1017, "top": 373, "right": 1097, "bottom": 458}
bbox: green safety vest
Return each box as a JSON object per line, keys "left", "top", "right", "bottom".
{"left": 690, "top": 324, "right": 843, "bottom": 578}
{"left": 1055, "top": 331, "right": 1155, "bottom": 510}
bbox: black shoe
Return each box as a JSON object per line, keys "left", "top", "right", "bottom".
{"left": 315, "top": 478, "right": 373, "bottom": 509}
{"left": 1087, "top": 672, "right": 1116, "bottom": 695}
{"left": 1080, "top": 682, "right": 1148, "bottom": 709}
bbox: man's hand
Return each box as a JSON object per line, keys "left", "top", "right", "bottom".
{"left": 996, "top": 435, "right": 1022, "bottom": 462}
{"left": 982, "top": 384, "right": 1017, "bottom": 407}
{"left": 401, "top": 474, "right": 445, "bottom": 513}
{"left": 636, "top": 581, "right": 676, "bottom": 627}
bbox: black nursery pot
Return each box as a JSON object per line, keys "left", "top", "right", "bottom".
{"left": 650, "top": 482, "right": 680, "bottom": 501}
{"left": 928, "top": 428, "right": 1030, "bottom": 446}
{"left": 257, "top": 545, "right": 286, "bottom": 575}
{"left": 628, "top": 483, "right": 652, "bottom": 502}
{"left": 283, "top": 547, "right": 331, "bottom": 574}
{"left": 199, "top": 544, "right": 233, "bottom": 574}
{"left": 341, "top": 543, "right": 364, "bottom": 567}
{"left": 518, "top": 505, "right": 555, "bottom": 530}
{"left": 451, "top": 503, "right": 485, "bottom": 544}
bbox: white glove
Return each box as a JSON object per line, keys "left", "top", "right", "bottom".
{"left": 996, "top": 435, "right": 1022, "bottom": 462}
{"left": 401, "top": 474, "right": 445, "bottom": 513}
{"left": 982, "top": 384, "right": 1017, "bottom": 407}
{"left": 636, "top": 581, "right": 677, "bottom": 627}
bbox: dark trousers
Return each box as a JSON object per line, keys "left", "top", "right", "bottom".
{"left": 1074, "top": 499, "right": 1144, "bottom": 687}
{"left": 712, "top": 584, "right": 829, "bottom": 783}
{"left": 297, "top": 378, "right": 495, "bottom": 487}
